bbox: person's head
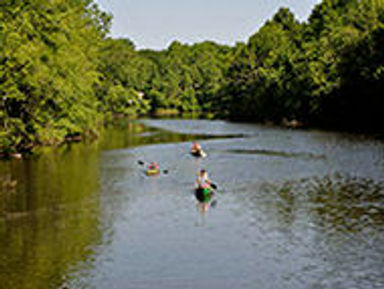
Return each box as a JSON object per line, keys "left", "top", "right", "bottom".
{"left": 200, "top": 169, "right": 207, "bottom": 177}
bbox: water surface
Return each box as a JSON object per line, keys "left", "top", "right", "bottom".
{"left": 1, "top": 119, "right": 383, "bottom": 289}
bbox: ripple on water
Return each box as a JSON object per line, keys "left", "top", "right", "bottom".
{"left": 1, "top": 120, "right": 384, "bottom": 289}
{"left": 233, "top": 174, "right": 384, "bottom": 289}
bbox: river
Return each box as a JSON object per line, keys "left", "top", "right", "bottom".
{"left": 0, "top": 119, "right": 383, "bottom": 289}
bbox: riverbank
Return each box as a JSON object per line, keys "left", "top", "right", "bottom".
{"left": 1, "top": 113, "right": 383, "bottom": 161}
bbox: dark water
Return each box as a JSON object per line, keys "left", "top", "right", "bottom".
{"left": 1, "top": 119, "right": 383, "bottom": 289}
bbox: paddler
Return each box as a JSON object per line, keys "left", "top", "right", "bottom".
{"left": 195, "top": 169, "right": 211, "bottom": 190}
{"left": 148, "top": 161, "right": 160, "bottom": 171}
{"left": 195, "top": 169, "right": 214, "bottom": 213}
{"left": 191, "top": 141, "right": 202, "bottom": 154}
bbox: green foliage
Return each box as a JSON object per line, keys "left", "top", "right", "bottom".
{"left": 1, "top": 0, "right": 108, "bottom": 153}
{"left": 222, "top": 1, "right": 384, "bottom": 131}
{"left": 2, "top": 0, "right": 383, "bottom": 154}
{"left": 96, "top": 38, "right": 152, "bottom": 116}
{"left": 137, "top": 41, "right": 233, "bottom": 113}
{"left": 223, "top": 8, "right": 307, "bottom": 122}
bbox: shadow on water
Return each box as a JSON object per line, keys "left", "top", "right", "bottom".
{"left": 219, "top": 148, "right": 326, "bottom": 160}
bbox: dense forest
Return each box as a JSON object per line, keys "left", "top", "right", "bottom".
{"left": 1, "top": 0, "right": 384, "bottom": 155}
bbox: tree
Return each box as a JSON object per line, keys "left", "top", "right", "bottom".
{"left": 1, "top": 0, "right": 109, "bottom": 153}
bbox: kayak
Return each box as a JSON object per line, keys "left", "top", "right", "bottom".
{"left": 195, "top": 187, "right": 213, "bottom": 203}
{"left": 146, "top": 169, "right": 160, "bottom": 176}
{"left": 190, "top": 149, "right": 207, "bottom": 158}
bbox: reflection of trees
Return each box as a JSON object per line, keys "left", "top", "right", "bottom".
{"left": 0, "top": 120, "right": 221, "bottom": 288}
{"left": 0, "top": 144, "right": 102, "bottom": 289}
{"left": 302, "top": 175, "right": 384, "bottom": 288}
{"left": 230, "top": 180, "right": 300, "bottom": 238}
{"left": 234, "top": 174, "right": 384, "bottom": 234}
{"left": 233, "top": 174, "right": 384, "bottom": 288}
{"left": 98, "top": 120, "right": 215, "bottom": 151}
{"left": 275, "top": 183, "right": 297, "bottom": 227}
{"left": 306, "top": 174, "right": 384, "bottom": 232}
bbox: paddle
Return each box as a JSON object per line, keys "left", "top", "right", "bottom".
{"left": 209, "top": 183, "right": 221, "bottom": 208}
{"left": 137, "top": 160, "right": 169, "bottom": 174}
{"left": 210, "top": 183, "right": 218, "bottom": 190}
{"left": 209, "top": 183, "right": 223, "bottom": 209}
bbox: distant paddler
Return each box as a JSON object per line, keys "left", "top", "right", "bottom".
{"left": 137, "top": 160, "right": 169, "bottom": 176}
{"left": 146, "top": 161, "right": 160, "bottom": 176}
{"left": 190, "top": 141, "right": 207, "bottom": 158}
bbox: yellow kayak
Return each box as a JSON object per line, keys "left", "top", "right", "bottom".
{"left": 146, "top": 169, "right": 160, "bottom": 176}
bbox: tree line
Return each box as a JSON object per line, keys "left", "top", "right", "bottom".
{"left": 1, "top": 0, "right": 383, "bottom": 155}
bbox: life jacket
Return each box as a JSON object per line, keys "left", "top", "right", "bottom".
{"left": 148, "top": 163, "right": 159, "bottom": 170}
{"left": 197, "top": 176, "right": 210, "bottom": 188}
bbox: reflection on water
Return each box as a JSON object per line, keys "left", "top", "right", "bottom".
{"left": 220, "top": 148, "right": 326, "bottom": 160}
{"left": 0, "top": 121, "right": 206, "bottom": 289}
{"left": 308, "top": 175, "right": 384, "bottom": 229}
{"left": 0, "top": 143, "right": 102, "bottom": 289}
{"left": 236, "top": 174, "right": 384, "bottom": 289}
{"left": 0, "top": 119, "right": 383, "bottom": 289}
{"left": 243, "top": 174, "right": 384, "bottom": 232}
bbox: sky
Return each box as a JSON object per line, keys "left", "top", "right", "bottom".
{"left": 95, "top": 0, "right": 321, "bottom": 50}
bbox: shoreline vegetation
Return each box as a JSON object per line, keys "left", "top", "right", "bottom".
{"left": 1, "top": 0, "right": 384, "bottom": 158}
